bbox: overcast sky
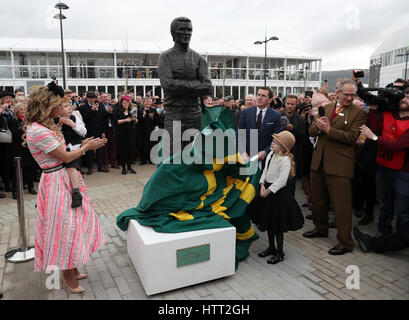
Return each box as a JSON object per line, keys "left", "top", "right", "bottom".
{"left": 1, "top": 0, "right": 408, "bottom": 70}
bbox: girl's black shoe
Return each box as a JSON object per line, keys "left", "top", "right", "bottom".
{"left": 71, "top": 191, "right": 83, "bottom": 208}
{"left": 258, "top": 247, "right": 276, "bottom": 258}
{"left": 128, "top": 169, "right": 136, "bottom": 174}
{"left": 122, "top": 168, "right": 127, "bottom": 175}
{"left": 267, "top": 253, "right": 285, "bottom": 265}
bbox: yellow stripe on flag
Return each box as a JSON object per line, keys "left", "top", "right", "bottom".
{"left": 236, "top": 226, "right": 255, "bottom": 241}
{"left": 169, "top": 211, "right": 194, "bottom": 221}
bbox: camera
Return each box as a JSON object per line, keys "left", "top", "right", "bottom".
{"left": 280, "top": 115, "right": 289, "bottom": 128}
{"left": 353, "top": 70, "right": 365, "bottom": 78}
{"left": 361, "top": 82, "right": 408, "bottom": 112}
{"left": 305, "top": 91, "right": 313, "bottom": 98}
{"left": 130, "top": 107, "right": 138, "bottom": 118}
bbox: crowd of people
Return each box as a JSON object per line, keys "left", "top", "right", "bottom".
{"left": 1, "top": 74, "right": 409, "bottom": 275}
{"left": 0, "top": 88, "right": 166, "bottom": 198}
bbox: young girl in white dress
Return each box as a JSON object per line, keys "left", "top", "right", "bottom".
{"left": 247, "top": 131, "right": 304, "bottom": 264}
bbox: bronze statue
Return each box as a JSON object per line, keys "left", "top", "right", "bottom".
{"left": 158, "top": 17, "right": 212, "bottom": 156}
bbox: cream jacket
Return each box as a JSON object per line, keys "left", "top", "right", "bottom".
{"left": 259, "top": 151, "right": 291, "bottom": 194}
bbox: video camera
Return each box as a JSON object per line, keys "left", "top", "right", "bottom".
{"left": 359, "top": 82, "right": 409, "bottom": 113}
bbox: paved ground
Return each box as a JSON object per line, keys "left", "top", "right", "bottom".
{"left": 0, "top": 164, "right": 408, "bottom": 300}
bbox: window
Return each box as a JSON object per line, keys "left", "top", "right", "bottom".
{"left": 145, "top": 86, "right": 153, "bottom": 97}
{"left": 87, "top": 86, "right": 96, "bottom": 92}
{"left": 78, "top": 86, "right": 86, "bottom": 97}
{"left": 107, "top": 86, "right": 115, "bottom": 98}
{"left": 154, "top": 86, "right": 162, "bottom": 98}
{"left": 232, "top": 86, "right": 239, "bottom": 99}
{"left": 0, "top": 51, "right": 12, "bottom": 65}
{"left": 0, "top": 67, "right": 13, "bottom": 78}
{"left": 98, "top": 86, "right": 106, "bottom": 94}
{"left": 135, "top": 86, "right": 144, "bottom": 96}
{"left": 215, "top": 86, "right": 224, "bottom": 98}
{"left": 224, "top": 86, "right": 231, "bottom": 97}
{"left": 240, "top": 86, "right": 246, "bottom": 99}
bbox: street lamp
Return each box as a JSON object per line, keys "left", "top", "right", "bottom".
{"left": 396, "top": 48, "right": 409, "bottom": 81}
{"left": 53, "top": 2, "right": 69, "bottom": 89}
{"left": 254, "top": 36, "right": 279, "bottom": 87}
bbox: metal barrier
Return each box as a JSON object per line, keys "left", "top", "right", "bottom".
{"left": 5, "top": 157, "right": 35, "bottom": 263}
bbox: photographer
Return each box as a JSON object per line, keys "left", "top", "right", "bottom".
{"left": 356, "top": 73, "right": 409, "bottom": 237}
{"left": 280, "top": 94, "right": 307, "bottom": 195}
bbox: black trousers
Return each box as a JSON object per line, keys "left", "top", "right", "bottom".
{"left": 352, "top": 166, "right": 376, "bottom": 217}
{"left": 0, "top": 143, "right": 12, "bottom": 190}
{"left": 86, "top": 148, "right": 104, "bottom": 170}
{"left": 118, "top": 154, "right": 133, "bottom": 169}
{"left": 373, "top": 228, "right": 409, "bottom": 253}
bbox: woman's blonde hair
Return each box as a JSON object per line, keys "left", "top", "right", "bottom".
{"left": 276, "top": 143, "right": 296, "bottom": 180}
{"left": 317, "top": 87, "right": 329, "bottom": 97}
{"left": 23, "top": 86, "right": 63, "bottom": 144}
{"left": 13, "top": 102, "right": 26, "bottom": 119}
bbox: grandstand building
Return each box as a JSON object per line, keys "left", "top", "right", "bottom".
{"left": 0, "top": 37, "right": 322, "bottom": 98}
{"left": 369, "top": 28, "right": 409, "bottom": 87}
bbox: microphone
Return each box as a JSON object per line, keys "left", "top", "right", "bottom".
{"left": 318, "top": 106, "right": 325, "bottom": 117}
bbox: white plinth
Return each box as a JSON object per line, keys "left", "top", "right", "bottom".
{"left": 127, "top": 220, "right": 236, "bottom": 296}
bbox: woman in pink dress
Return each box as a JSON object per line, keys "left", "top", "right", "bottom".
{"left": 24, "top": 81, "right": 107, "bottom": 294}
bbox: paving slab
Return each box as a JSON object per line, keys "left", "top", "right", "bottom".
{"left": 0, "top": 163, "right": 408, "bottom": 300}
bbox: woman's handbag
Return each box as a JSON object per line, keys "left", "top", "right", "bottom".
{"left": 0, "top": 129, "right": 12, "bottom": 143}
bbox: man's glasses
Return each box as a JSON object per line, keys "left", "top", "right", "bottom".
{"left": 340, "top": 92, "right": 356, "bottom": 98}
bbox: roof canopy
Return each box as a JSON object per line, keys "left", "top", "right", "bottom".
{"left": 371, "top": 28, "right": 409, "bottom": 57}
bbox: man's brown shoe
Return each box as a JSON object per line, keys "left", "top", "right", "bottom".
{"left": 303, "top": 229, "right": 328, "bottom": 238}
{"left": 328, "top": 243, "right": 353, "bottom": 255}
{"left": 0, "top": 193, "right": 6, "bottom": 199}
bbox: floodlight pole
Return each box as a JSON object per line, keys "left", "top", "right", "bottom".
{"left": 54, "top": 3, "right": 69, "bottom": 88}
{"left": 254, "top": 36, "right": 279, "bottom": 87}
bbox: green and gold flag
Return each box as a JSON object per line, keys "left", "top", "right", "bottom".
{"left": 117, "top": 106, "right": 260, "bottom": 268}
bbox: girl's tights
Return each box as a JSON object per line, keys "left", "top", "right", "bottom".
{"left": 267, "top": 230, "right": 284, "bottom": 255}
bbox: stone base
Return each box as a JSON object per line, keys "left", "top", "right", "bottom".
{"left": 126, "top": 220, "right": 236, "bottom": 296}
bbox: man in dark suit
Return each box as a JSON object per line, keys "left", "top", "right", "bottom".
{"left": 78, "top": 92, "right": 107, "bottom": 175}
{"left": 100, "top": 93, "right": 119, "bottom": 171}
{"left": 237, "top": 87, "right": 282, "bottom": 166}
{"left": 303, "top": 79, "right": 367, "bottom": 255}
